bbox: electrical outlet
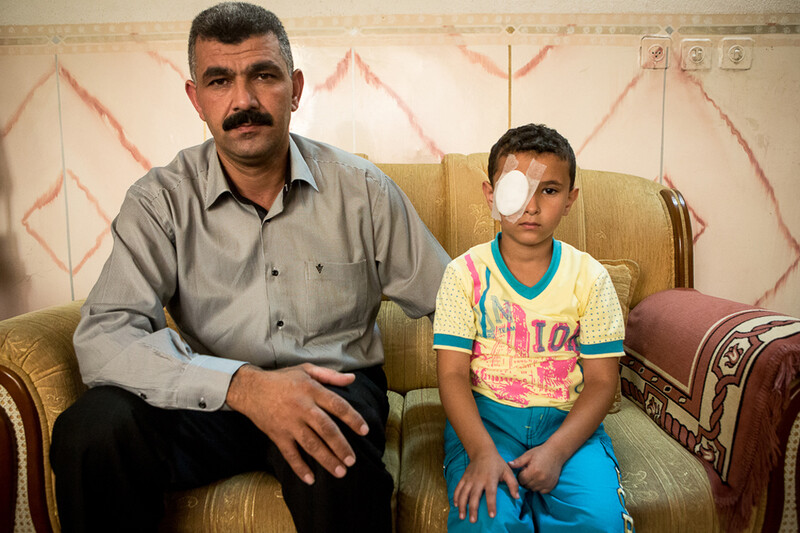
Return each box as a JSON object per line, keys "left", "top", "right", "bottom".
{"left": 680, "top": 39, "right": 712, "bottom": 70}
{"left": 640, "top": 36, "right": 671, "bottom": 69}
{"left": 720, "top": 37, "right": 754, "bottom": 70}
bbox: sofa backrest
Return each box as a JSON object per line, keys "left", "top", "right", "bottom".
{"left": 557, "top": 168, "right": 693, "bottom": 307}
{"left": 376, "top": 154, "right": 694, "bottom": 394}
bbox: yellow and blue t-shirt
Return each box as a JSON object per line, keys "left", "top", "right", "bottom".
{"left": 433, "top": 235, "right": 624, "bottom": 410}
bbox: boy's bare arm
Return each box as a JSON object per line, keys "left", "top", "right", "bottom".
{"left": 438, "top": 349, "right": 520, "bottom": 522}
{"left": 509, "top": 357, "right": 618, "bottom": 492}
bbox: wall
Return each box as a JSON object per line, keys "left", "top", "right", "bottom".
{"left": 1, "top": 3, "right": 799, "bottom": 320}
{"left": 3, "top": 1, "right": 797, "bottom": 23}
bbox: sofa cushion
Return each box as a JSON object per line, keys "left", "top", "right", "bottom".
{"left": 397, "top": 389, "right": 720, "bottom": 533}
{"left": 599, "top": 259, "right": 640, "bottom": 326}
{"left": 378, "top": 301, "right": 436, "bottom": 395}
{"left": 397, "top": 388, "right": 448, "bottom": 533}
{"left": 603, "top": 397, "right": 719, "bottom": 532}
{"left": 600, "top": 259, "right": 641, "bottom": 414}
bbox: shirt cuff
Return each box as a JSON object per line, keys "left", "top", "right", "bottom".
{"left": 580, "top": 339, "right": 624, "bottom": 357}
{"left": 433, "top": 333, "right": 474, "bottom": 352}
{"left": 176, "top": 355, "right": 247, "bottom": 411}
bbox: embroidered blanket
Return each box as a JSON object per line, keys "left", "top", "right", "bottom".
{"left": 620, "top": 288, "right": 800, "bottom": 531}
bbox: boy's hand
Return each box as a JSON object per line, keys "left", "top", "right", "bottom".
{"left": 508, "top": 444, "right": 564, "bottom": 493}
{"left": 454, "top": 450, "right": 520, "bottom": 523}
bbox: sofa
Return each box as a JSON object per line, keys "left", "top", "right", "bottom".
{"left": 2, "top": 153, "right": 798, "bottom": 533}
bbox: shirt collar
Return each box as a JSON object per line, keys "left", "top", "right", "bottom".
{"left": 204, "top": 135, "right": 319, "bottom": 211}
{"left": 491, "top": 233, "right": 562, "bottom": 300}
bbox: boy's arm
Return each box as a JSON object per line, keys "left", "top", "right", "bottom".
{"left": 438, "top": 349, "right": 520, "bottom": 522}
{"left": 508, "top": 356, "right": 618, "bottom": 492}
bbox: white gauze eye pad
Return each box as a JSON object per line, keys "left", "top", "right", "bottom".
{"left": 490, "top": 154, "right": 547, "bottom": 223}
{"left": 494, "top": 169, "right": 528, "bottom": 216}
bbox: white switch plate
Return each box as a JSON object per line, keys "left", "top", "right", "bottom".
{"left": 680, "top": 39, "right": 712, "bottom": 70}
{"left": 720, "top": 37, "right": 754, "bottom": 70}
{"left": 640, "top": 36, "right": 671, "bottom": 69}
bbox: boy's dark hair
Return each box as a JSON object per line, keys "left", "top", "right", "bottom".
{"left": 188, "top": 2, "right": 293, "bottom": 81}
{"left": 487, "top": 123, "right": 576, "bottom": 189}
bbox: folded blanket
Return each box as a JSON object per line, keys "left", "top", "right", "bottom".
{"left": 620, "top": 288, "right": 800, "bottom": 531}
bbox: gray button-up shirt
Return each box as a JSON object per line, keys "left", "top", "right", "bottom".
{"left": 74, "top": 134, "right": 449, "bottom": 412}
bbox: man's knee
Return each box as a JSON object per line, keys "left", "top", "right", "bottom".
{"left": 51, "top": 386, "right": 154, "bottom": 467}
{"left": 278, "top": 448, "right": 393, "bottom": 533}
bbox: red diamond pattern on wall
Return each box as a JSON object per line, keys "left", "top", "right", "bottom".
{"left": 21, "top": 170, "right": 111, "bottom": 275}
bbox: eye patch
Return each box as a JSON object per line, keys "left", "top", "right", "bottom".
{"left": 490, "top": 154, "right": 547, "bottom": 223}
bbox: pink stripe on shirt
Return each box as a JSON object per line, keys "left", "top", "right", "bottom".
{"left": 464, "top": 254, "right": 481, "bottom": 305}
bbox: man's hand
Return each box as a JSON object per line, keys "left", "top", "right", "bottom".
{"left": 508, "top": 444, "right": 564, "bottom": 494}
{"left": 453, "top": 450, "right": 519, "bottom": 523}
{"left": 225, "top": 363, "right": 369, "bottom": 485}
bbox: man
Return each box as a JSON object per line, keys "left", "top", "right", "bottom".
{"left": 49, "top": 3, "right": 449, "bottom": 532}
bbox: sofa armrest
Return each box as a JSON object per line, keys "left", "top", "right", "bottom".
{"left": 1, "top": 299, "right": 87, "bottom": 533}
{"left": 620, "top": 288, "right": 800, "bottom": 532}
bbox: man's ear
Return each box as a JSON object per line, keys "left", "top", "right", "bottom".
{"left": 185, "top": 80, "right": 206, "bottom": 121}
{"left": 564, "top": 187, "right": 579, "bottom": 215}
{"left": 291, "top": 69, "right": 304, "bottom": 112}
{"left": 482, "top": 181, "right": 494, "bottom": 210}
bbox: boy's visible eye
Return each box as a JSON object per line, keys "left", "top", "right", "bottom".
{"left": 542, "top": 187, "right": 559, "bottom": 195}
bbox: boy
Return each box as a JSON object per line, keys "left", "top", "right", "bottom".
{"left": 433, "top": 124, "right": 634, "bottom": 532}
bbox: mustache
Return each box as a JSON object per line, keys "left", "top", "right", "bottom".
{"left": 222, "top": 109, "right": 274, "bottom": 131}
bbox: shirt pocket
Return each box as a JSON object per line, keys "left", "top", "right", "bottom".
{"left": 304, "top": 260, "right": 369, "bottom": 337}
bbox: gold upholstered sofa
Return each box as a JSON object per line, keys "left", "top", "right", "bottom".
{"left": 2, "top": 154, "right": 799, "bottom": 533}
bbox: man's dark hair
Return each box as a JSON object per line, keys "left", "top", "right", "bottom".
{"left": 188, "top": 2, "right": 293, "bottom": 80}
{"left": 487, "top": 123, "right": 576, "bottom": 188}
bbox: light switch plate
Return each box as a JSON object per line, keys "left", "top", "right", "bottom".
{"left": 681, "top": 39, "right": 712, "bottom": 70}
{"left": 720, "top": 37, "right": 754, "bottom": 70}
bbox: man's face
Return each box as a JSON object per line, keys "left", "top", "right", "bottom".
{"left": 185, "top": 34, "right": 303, "bottom": 169}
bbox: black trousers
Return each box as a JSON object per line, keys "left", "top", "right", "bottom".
{"left": 50, "top": 367, "right": 393, "bottom": 533}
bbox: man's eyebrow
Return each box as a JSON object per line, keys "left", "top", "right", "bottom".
{"left": 201, "top": 66, "right": 234, "bottom": 80}
{"left": 246, "top": 60, "right": 285, "bottom": 75}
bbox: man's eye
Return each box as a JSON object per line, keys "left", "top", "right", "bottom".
{"left": 256, "top": 73, "right": 274, "bottom": 81}
{"left": 208, "top": 78, "right": 228, "bottom": 86}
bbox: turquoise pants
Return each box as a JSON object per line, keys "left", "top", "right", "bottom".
{"left": 444, "top": 393, "right": 634, "bottom": 532}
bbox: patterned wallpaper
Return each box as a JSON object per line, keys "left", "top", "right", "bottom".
{"left": 0, "top": 13, "right": 798, "bottom": 319}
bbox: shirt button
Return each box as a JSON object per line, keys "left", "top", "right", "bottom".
{"left": 198, "top": 398, "right": 207, "bottom": 409}
{"left": 272, "top": 269, "right": 279, "bottom": 276}
{"left": 276, "top": 320, "right": 284, "bottom": 328}
{"left": 139, "top": 392, "right": 147, "bottom": 400}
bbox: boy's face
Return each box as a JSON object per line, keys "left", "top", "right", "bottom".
{"left": 483, "top": 151, "right": 579, "bottom": 250}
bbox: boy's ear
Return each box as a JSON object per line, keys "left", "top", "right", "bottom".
{"left": 482, "top": 181, "right": 494, "bottom": 210}
{"left": 564, "top": 187, "right": 580, "bottom": 215}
